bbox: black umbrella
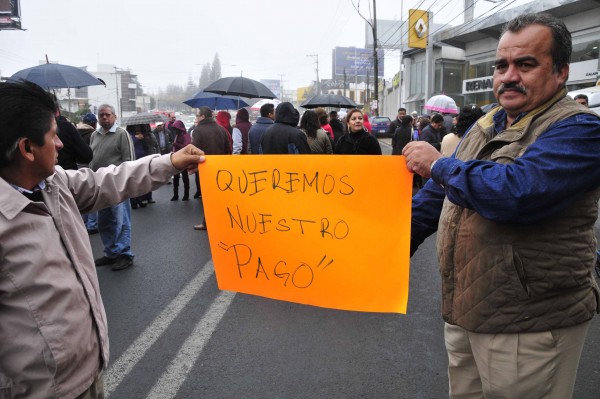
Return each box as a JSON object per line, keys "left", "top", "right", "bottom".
{"left": 203, "top": 76, "right": 277, "bottom": 99}
{"left": 300, "top": 94, "right": 357, "bottom": 109}
{"left": 122, "top": 112, "right": 168, "bottom": 126}
{"left": 183, "top": 90, "right": 249, "bottom": 110}
{"left": 10, "top": 63, "right": 105, "bottom": 89}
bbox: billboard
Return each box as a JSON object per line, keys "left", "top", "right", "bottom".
{"left": 0, "top": 0, "right": 21, "bottom": 30}
{"left": 333, "top": 47, "right": 384, "bottom": 78}
{"left": 260, "top": 79, "right": 281, "bottom": 100}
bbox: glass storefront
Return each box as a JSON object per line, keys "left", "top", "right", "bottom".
{"left": 463, "top": 58, "right": 497, "bottom": 107}
{"left": 435, "top": 61, "right": 465, "bottom": 108}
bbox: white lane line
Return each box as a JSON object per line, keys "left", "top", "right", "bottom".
{"left": 105, "top": 260, "right": 216, "bottom": 397}
{"left": 146, "top": 291, "right": 236, "bottom": 399}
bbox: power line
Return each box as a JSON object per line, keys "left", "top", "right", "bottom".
{"left": 357, "top": 0, "right": 520, "bottom": 74}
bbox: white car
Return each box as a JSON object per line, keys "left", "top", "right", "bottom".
{"left": 567, "top": 86, "right": 600, "bottom": 116}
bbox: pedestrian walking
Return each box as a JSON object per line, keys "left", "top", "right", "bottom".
{"left": 248, "top": 103, "right": 275, "bottom": 154}
{"left": 334, "top": 108, "right": 382, "bottom": 155}
{"left": 77, "top": 113, "right": 99, "bottom": 233}
{"left": 191, "top": 106, "right": 232, "bottom": 230}
{"left": 440, "top": 104, "right": 483, "bottom": 157}
{"left": 260, "top": 102, "right": 311, "bottom": 154}
{"left": 391, "top": 115, "right": 413, "bottom": 155}
{"left": 89, "top": 104, "right": 136, "bottom": 271}
{"left": 299, "top": 110, "right": 333, "bottom": 154}
{"left": 170, "top": 120, "right": 191, "bottom": 201}
{"left": 232, "top": 108, "right": 251, "bottom": 154}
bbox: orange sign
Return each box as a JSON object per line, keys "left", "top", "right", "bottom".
{"left": 198, "top": 155, "right": 413, "bottom": 313}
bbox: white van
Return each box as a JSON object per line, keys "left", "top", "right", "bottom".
{"left": 567, "top": 86, "right": 600, "bottom": 116}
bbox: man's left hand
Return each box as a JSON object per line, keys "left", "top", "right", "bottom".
{"left": 171, "top": 144, "right": 206, "bottom": 174}
{"left": 402, "top": 142, "right": 442, "bottom": 178}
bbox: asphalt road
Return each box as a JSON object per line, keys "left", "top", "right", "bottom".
{"left": 92, "top": 148, "right": 600, "bottom": 399}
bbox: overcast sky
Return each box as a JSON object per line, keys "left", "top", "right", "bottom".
{"left": 0, "top": 0, "right": 525, "bottom": 94}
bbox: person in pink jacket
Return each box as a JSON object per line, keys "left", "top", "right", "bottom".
{"left": 362, "top": 113, "right": 372, "bottom": 134}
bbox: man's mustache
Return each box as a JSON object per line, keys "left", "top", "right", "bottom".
{"left": 497, "top": 83, "right": 527, "bottom": 95}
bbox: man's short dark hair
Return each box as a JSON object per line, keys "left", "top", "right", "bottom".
{"left": 574, "top": 94, "right": 589, "bottom": 103}
{"left": 329, "top": 110, "right": 338, "bottom": 118}
{"left": 197, "top": 106, "right": 213, "bottom": 119}
{"left": 260, "top": 103, "right": 274, "bottom": 117}
{"left": 0, "top": 81, "right": 57, "bottom": 168}
{"left": 398, "top": 107, "right": 406, "bottom": 113}
{"left": 315, "top": 107, "right": 328, "bottom": 125}
{"left": 502, "top": 13, "right": 571, "bottom": 75}
{"left": 431, "top": 113, "right": 444, "bottom": 124}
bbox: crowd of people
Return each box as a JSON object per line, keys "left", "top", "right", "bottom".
{"left": 1, "top": 11, "right": 599, "bottom": 399}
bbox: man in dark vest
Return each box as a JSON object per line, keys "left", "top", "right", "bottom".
{"left": 403, "top": 13, "right": 600, "bottom": 398}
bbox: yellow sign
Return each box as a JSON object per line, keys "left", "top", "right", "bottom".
{"left": 199, "top": 155, "right": 413, "bottom": 313}
{"left": 393, "top": 71, "right": 400, "bottom": 89}
{"left": 409, "top": 9, "right": 428, "bottom": 49}
{"left": 297, "top": 86, "right": 311, "bottom": 102}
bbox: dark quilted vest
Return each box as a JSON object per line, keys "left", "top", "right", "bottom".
{"left": 437, "top": 89, "right": 600, "bottom": 333}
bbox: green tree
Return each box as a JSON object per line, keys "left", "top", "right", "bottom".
{"left": 186, "top": 74, "right": 197, "bottom": 98}
{"left": 199, "top": 63, "right": 211, "bottom": 89}
{"left": 210, "top": 53, "right": 221, "bottom": 82}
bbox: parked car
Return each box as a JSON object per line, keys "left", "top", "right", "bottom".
{"left": 371, "top": 116, "right": 392, "bottom": 137}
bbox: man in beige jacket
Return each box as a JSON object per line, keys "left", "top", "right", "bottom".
{"left": 0, "top": 81, "right": 204, "bottom": 399}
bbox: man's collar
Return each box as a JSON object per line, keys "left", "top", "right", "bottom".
{"left": 492, "top": 108, "right": 527, "bottom": 134}
{"left": 9, "top": 180, "right": 46, "bottom": 195}
{"left": 99, "top": 123, "right": 119, "bottom": 134}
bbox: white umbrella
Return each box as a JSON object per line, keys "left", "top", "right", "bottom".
{"left": 250, "top": 99, "right": 281, "bottom": 111}
{"left": 424, "top": 95, "right": 458, "bottom": 114}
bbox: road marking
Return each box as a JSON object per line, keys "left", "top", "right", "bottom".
{"left": 378, "top": 139, "right": 393, "bottom": 148}
{"left": 146, "top": 291, "right": 236, "bottom": 399}
{"left": 104, "top": 260, "right": 218, "bottom": 397}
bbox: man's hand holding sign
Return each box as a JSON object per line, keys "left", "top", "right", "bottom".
{"left": 199, "top": 155, "right": 413, "bottom": 313}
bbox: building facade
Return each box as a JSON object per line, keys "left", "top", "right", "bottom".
{"left": 381, "top": 0, "right": 600, "bottom": 117}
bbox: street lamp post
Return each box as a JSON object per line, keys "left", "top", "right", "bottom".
{"left": 372, "top": 0, "right": 379, "bottom": 116}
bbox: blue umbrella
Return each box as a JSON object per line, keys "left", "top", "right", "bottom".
{"left": 183, "top": 90, "right": 249, "bottom": 110}
{"left": 10, "top": 63, "right": 105, "bottom": 89}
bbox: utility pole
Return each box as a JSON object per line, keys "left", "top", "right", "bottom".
{"left": 372, "top": 0, "right": 379, "bottom": 116}
{"left": 343, "top": 68, "right": 347, "bottom": 97}
{"left": 398, "top": 0, "right": 404, "bottom": 110}
{"left": 278, "top": 74, "right": 285, "bottom": 101}
{"left": 307, "top": 54, "right": 320, "bottom": 94}
{"left": 113, "top": 66, "right": 121, "bottom": 121}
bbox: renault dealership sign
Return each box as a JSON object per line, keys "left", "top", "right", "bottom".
{"left": 463, "top": 76, "right": 494, "bottom": 94}
{"left": 409, "top": 9, "right": 428, "bottom": 49}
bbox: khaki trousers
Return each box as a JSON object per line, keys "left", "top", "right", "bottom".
{"left": 76, "top": 372, "right": 104, "bottom": 399}
{"left": 444, "top": 321, "right": 591, "bottom": 399}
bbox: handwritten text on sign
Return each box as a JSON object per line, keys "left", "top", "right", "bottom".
{"left": 198, "top": 155, "right": 413, "bottom": 313}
